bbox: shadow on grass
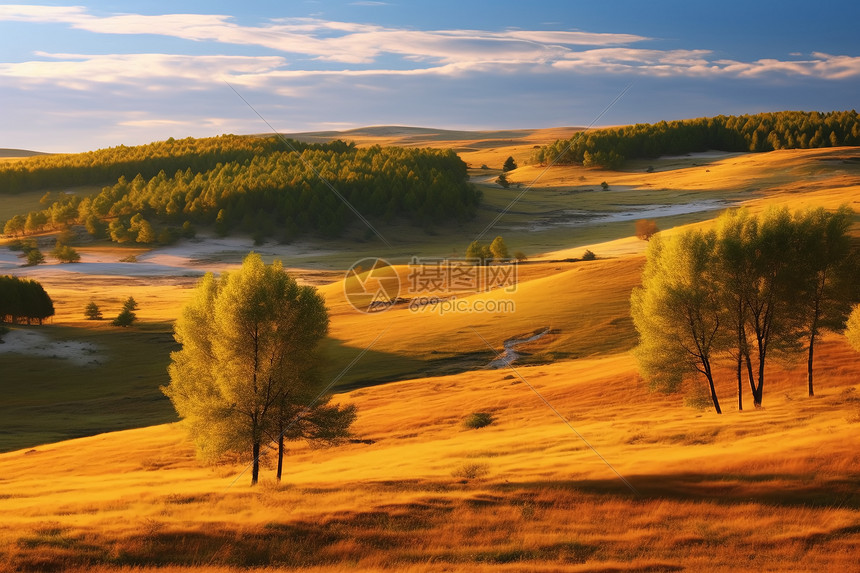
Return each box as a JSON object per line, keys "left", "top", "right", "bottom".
{"left": 322, "top": 338, "right": 492, "bottom": 392}
{"left": 0, "top": 324, "right": 179, "bottom": 453}
{"left": 495, "top": 472, "right": 860, "bottom": 510}
{"left": 9, "top": 506, "right": 602, "bottom": 571}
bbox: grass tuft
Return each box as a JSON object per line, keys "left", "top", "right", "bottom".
{"left": 463, "top": 412, "right": 494, "bottom": 429}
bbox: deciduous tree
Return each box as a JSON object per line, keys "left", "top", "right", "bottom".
{"left": 793, "top": 206, "right": 857, "bottom": 396}
{"left": 631, "top": 230, "right": 724, "bottom": 413}
{"left": 163, "top": 253, "right": 354, "bottom": 485}
{"left": 489, "top": 236, "right": 510, "bottom": 261}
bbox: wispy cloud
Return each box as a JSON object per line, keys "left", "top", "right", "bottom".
{"left": 0, "top": 5, "right": 647, "bottom": 66}
{"left": 0, "top": 53, "right": 286, "bottom": 90}
{"left": 1, "top": 4, "right": 858, "bottom": 153}
{"left": 1, "top": 5, "right": 857, "bottom": 84}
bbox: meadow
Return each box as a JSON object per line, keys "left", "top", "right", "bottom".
{"left": 0, "top": 130, "right": 858, "bottom": 571}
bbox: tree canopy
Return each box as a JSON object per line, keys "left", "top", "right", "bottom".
{"left": 112, "top": 297, "right": 138, "bottom": 327}
{"left": 632, "top": 205, "right": 858, "bottom": 411}
{"left": 0, "top": 276, "right": 54, "bottom": 325}
{"left": 163, "top": 253, "right": 355, "bottom": 485}
{"left": 1, "top": 135, "right": 481, "bottom": 244}
{"left": 532, "top": 110, "right": 860, "bottom": 168}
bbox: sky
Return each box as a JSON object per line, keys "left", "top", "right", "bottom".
{"left": 1, "top": 0, "right": 859, "bottom": 153}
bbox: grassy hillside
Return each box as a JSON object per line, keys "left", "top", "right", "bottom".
{"left": 3, "top": 144, "right": 859, "bottom": 451}
{"left": 1, "top": 338, "right": 858, "bottom": 571}
{"left": 0, "top": 131, "right": 858, "bottom": 571}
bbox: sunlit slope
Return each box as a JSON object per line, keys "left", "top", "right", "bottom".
{"left": 508, "top": 146, "right": 859, "bottom": 192}
{"left": 318, "top": 257, "right": 644, "bottom": 381}
{"left": 1, "top": 337, "right": 858, "bottom": 571}
{"left": 286, "top": 125, "right": 582, "bottom": 170}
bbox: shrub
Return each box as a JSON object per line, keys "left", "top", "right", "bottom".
{"left": 52, "top": 243, "right": 80, "bottom": 263}
{"left": 635, "top": 218, "right": 659, "bottom": 241}
{"left": 582, "top": 249, "right": 596, "bottom": 261}
{"left": 25, "top": 249, "right": 44, "bottom": 266}
{"left": 451, "top": 462, "right": 490, "bottom": 480}
{"left": 463, "top": 412, "right": 494, "bottom": 429}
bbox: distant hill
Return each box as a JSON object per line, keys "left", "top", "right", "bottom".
{"left": 279, "top": 126, "right": 583, "bottom": 147}
{"left": 0, "top": 148, "right": 49, "bottom": 158}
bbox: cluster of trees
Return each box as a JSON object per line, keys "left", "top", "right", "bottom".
{"left": 2, "top": 136, "right": 480, "bottom": 244}
{"left": 0, "top": 276, "right": 54, "bottom": 324}
{"left": 113, "top": 297, "right": 138, "bottom": 326}
{"left": 532, "top": 111, "right": 860, "bottom": 168}
{"left": 466, "top": 236, "right": 510, "bottom": 264}
{"left": 8, "top": 239, "right": 41, "bottom": 266}
{"left": 6, "top": 238, "right": 80, "bottom": 266}
{"left": 85, "top": 297, "right": 139, "bottom": 325}
{"left": 162, "top": 254, "right": 356, "bottom": 485}
{"left": 631, "top": 206, "right": 858, "bottom": 413}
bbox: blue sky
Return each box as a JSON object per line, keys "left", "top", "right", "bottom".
{"left": 1, "top": 1, "right": 859, "bottom": 152}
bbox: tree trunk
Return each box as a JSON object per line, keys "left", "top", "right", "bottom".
{"left": 708, "top": 378, "right": 722, "bottom": 414}
{"left": 744, "top": 352, "right": 755, "bottom": 393}
{"left": 276, "top": 433, "right": 284, "bottom": 481}
{"left": 703, "top": 361, "right": 722, "bottom": 414}
{"left": 754, "top": 359, "right": 765, "bottom": 408}
{"left": 736, "top": 355, "right": 743, "bottom": 411}
{"left": 807, "top": 332, "right": 816, "bottom": 397}
{"left": 251, "top": 441, "right": 260, "bottom": 485}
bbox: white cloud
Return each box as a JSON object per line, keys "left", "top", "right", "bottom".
{"left": 0, "top": 6, "right": 647, "bottom": 66}
{"left": 0, "top": 4, "right": 88, "bottom": 22}
{"left": 0, "top": 5, "right": 856, "bottom": 84}
{"left": 0, "top": 53, "right": 287, "bottom": 90}
{"left": 552, "top": 49, "right": 860, "bottom": 80}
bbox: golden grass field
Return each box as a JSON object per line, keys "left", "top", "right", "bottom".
{"left": 1, "top": 131, "right": 859, "bottom": 571}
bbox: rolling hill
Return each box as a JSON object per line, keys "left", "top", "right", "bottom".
{"left": 0, "top": 127, "right": 859, "bottom": 571}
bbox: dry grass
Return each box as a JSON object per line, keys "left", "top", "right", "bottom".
{"left": 1, "top": 337, "right": 858, "bottom": 572}
{"left": 2, "top": 142, "right": 860, "bottom": 571}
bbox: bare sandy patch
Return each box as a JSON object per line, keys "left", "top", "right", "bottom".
{"left": 0, "top": 234, "right": 341, "bottom": 280}
{"left": 0, "top": 328, "right": 103, "bottom": 366}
